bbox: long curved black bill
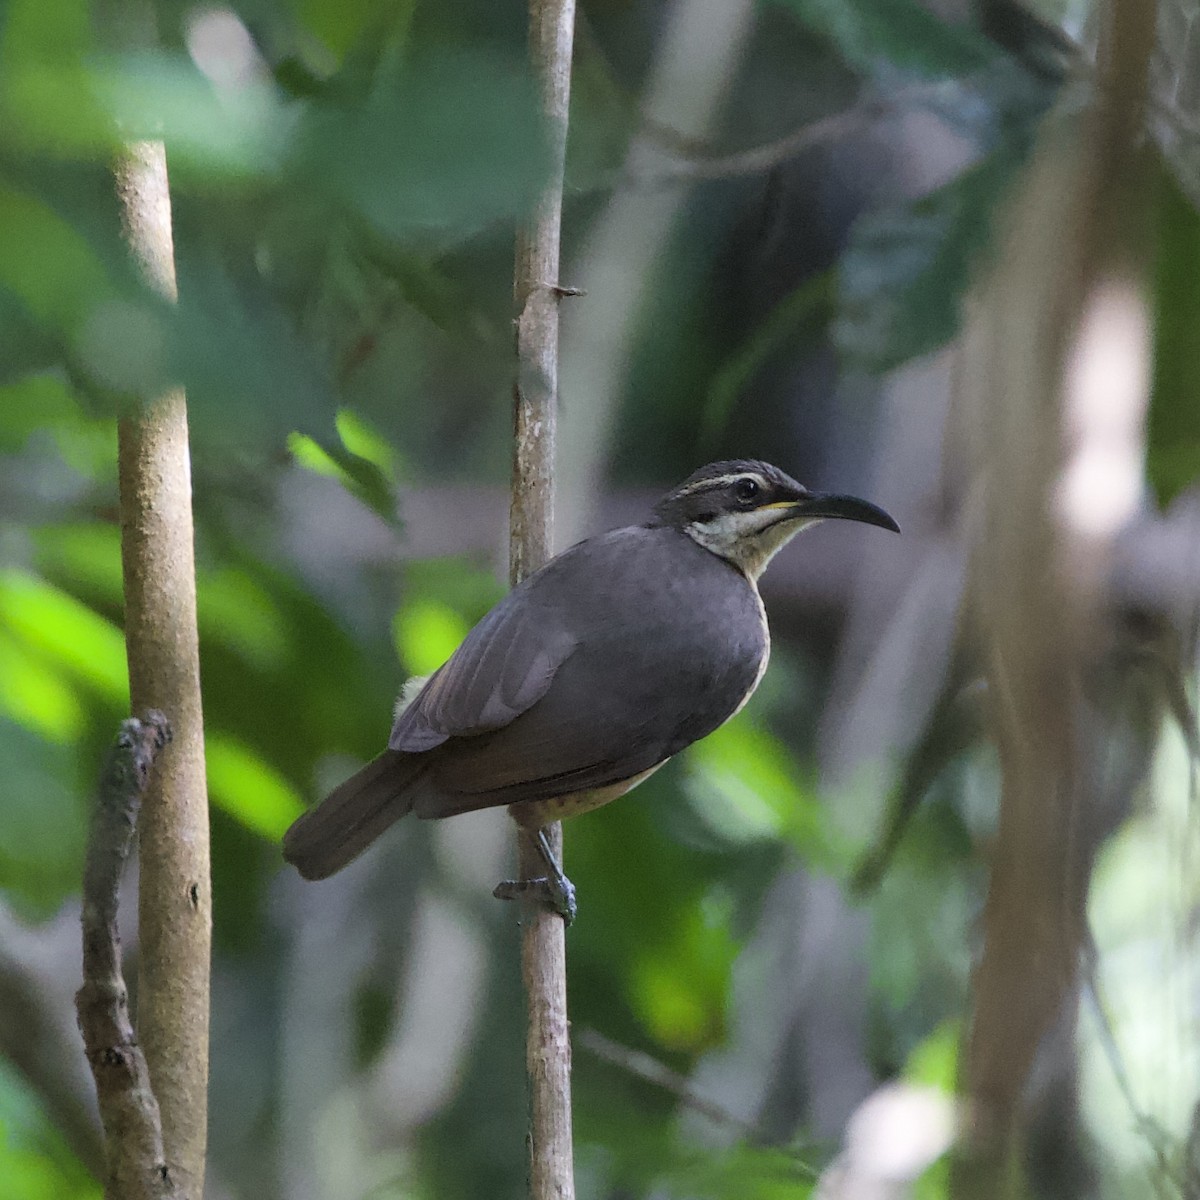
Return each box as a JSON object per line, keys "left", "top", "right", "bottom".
{"left": 796, "top": 492, "right": 900, "bottom": 533}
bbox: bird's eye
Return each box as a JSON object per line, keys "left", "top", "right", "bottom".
{"left": 733, "top": 478, "right": 760, "bottom": 506}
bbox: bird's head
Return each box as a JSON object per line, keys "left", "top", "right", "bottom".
{"left": 653, "top": 459, "right": 899, "bottom": 580}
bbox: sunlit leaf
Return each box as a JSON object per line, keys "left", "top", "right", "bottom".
{"left": 0, "top": 569, "right": 127, "bottom": 703}
{"left": 684, "top": 716, "right": 830, "bottom": 863}
{"left": 206, "top": 731, "right": 305, "bottom": 839}
{"left": 904, "top": 1019, "right": 959, "bottom": 1090}
{"left": 631, "top": 901, "right": 736, "bottom": 1050}
{"left": 324, "top": 446, "right": 397, "bottom": 525}
{"left": 288, "top": 431, "right": 341, "bottom": 479}
{"left": 0, "top": 628, "right": 84, "bottom": 742}
{"left": 394, "top": 598, "right": 467, "bottom": 676}
{"left": 336, "top": 408, "right": 394, "bottom": 478}
{"left": 288, "top": 428, "right": 398, "bottom": 523}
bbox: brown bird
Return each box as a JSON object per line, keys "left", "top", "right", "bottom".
{"left": 283, "top": 460, "right": 898, "bottom": 916}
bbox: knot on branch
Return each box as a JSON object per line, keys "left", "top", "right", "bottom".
{"left": 99, "top": 1045, "right": 131, "bottom": 1069}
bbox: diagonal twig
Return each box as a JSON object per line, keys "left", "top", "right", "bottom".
{"left": 76, "top": 711, "right": 183, "bottom": 1200}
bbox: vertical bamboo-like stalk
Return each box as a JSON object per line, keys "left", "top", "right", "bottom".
{"left": 116, "top": 140, "right": 211, "bottom": 1199}
{"left": 511, "top": 1, "right": 577, "bottom": 1197}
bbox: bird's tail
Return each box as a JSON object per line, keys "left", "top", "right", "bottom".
{"left": 282, "top": 750, "right": 423, "bottom": 880}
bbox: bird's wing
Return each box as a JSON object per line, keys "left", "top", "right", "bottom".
{"left": 389, "top": 592, "right": 578, "bottom": 752}
{"left": 423, "top": 639, "right": 741, "bottom": 807}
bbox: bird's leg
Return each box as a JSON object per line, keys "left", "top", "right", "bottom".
{"left": 493, "top": 828, "right": 577, "bottom": 924}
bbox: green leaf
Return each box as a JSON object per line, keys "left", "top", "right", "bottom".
{"left": 360, "top": 246, "right": 505, "bottom": 353}
{"left": 630, "top": 899, "right": 737, "bottom": 1050}
{"left": 206, "top": 731, "right": 305, "bottom": 839}
{"left": 0, "top": 373, "right": 80, "bottom": 450}
{"left": 296, "top": 0, "right": 416, "bottom": 62}
{"left": 684, "top": 714, "right": 831, "bottom": 864}
{"left": 655, "top": 1142, "right": 818, "bottom": 1200}
{"left": 170, "top": 254, "right": 339, "bottom": 450}
{"left": 288, "top": 423, "right": 398, "bottom": 526}
{"left": 834, "top": 132, "right": 1030, "bottom": 372}
{"left": 0, "top": 627, "right": 85, "bottom": 742}
{"left": 0, "top": 718, "right": 86, "bottom": 914}
{"left": 0, "top": 288, "right": 60, "bottom": 384}
{"left": 393, "top": 597, "right": 468, "bottom": 676}
{"left": 1149, "top": 164, "right": 1200, "bottom": 506}
{"left": 293, "top": 46, "right": 548, "bottom": 244}
{"left": 0, "top": 569, "right": 127, "bottom": 705}
{"left": 0, "top": 375, "right": 117, "bottom": 480}
{"left": 30, "top": 522, "right": 123, "bottom": 605}
{"left": 769, "top": 0, "right": 995, "bottom": 80}
{"left": 287, "top": 430, "right": 342, "bottom": 480}
{"left": 0, "top": 186, "right": 114, "bottom": 333}
{"left": 0, "top": 0, "right": 113, "bottom": 157}
{"left": 91, "top": 52, "right": 289, "bottom": 187}
{"left": 904, "top": 1018, "right": 959, "bottom": 1089}
{"left": 335, "top": 408, "right": 394, "bottom": 478}
{"left": 197, "top": 568, "right": 290, "bottom": 671}
{"left": 0, "top": 1057, "right": 100, "bottom": 1200}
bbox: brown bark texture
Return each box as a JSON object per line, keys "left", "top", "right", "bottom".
{"left": 116, "top": 140, "right": 212, "bottom": 1199}
{"left": 511, "top": 1, "right": 578, "bottom": 1198}
{"left": 953, "top": 0, "right": 1156, "bottom": 1193}
{"left": 76, "top": 712, "right": 183, "bottom": 1200}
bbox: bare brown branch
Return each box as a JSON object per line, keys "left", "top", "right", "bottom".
{"left": 579, "top": 1028, "right": 774, "bottom": 1146}
{"left": 76, "top": 712, "right": 182, "bottom": 1200}
{"left": 953, "top": 0, "right": 1157, "bottom": 1192}
{"left": 511, "top": 1, "right": 577, "bottom": 1197}
{"left": 116, "top": 139, "right": 212, "bottom": 1197}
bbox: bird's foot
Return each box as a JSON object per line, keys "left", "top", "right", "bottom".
{"left": 493, "top": 875, "right": 577, "bottom": 924}
{"left": 493, "top": 829, "right": 577, "bottom": 924}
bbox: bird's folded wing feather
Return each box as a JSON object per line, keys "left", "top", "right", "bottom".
{"left": 389, "top": 595, "right": 578, "bottom": 752}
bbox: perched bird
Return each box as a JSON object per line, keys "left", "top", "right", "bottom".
{"left": 283, "top": 460, "right": 898, "bottom": 916}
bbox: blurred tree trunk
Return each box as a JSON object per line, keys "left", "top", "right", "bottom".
{"left": 116, "top": 140, "right": 211, "bottom": 1198}
{"left": 952, "top": 0, "right": 1156, "bottom": 1194}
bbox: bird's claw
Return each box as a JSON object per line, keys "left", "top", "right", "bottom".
{"left": 493, "top": 874, "right": 577, "bottom": 925}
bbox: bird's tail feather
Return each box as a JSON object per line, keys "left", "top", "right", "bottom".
{"left": 283, "top": 750, "right": 421, "bottom": 880}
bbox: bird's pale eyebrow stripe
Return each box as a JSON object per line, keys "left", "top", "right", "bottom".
{"left": 673, "top": 472, "right": 768, "bottom": 498}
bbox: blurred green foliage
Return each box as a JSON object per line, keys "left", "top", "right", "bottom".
{"left": 0, "top": 1059, "right": 99, "bottom": 1200}
{"left": 2, "top": 0, "right": 1199, "bottom": 1198}
{"left": 770, "top": 0, "right": 993, "bottom": 80}
{"left": 1150, "top": 165, "right": 1200, "bottom": 508}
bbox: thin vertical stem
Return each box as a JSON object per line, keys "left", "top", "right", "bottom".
{"left": 511, "top": 1, "right": 577, "bottom": 1197}
{"left": 116, "top": 140, "right": 211, "bottom": 1199}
